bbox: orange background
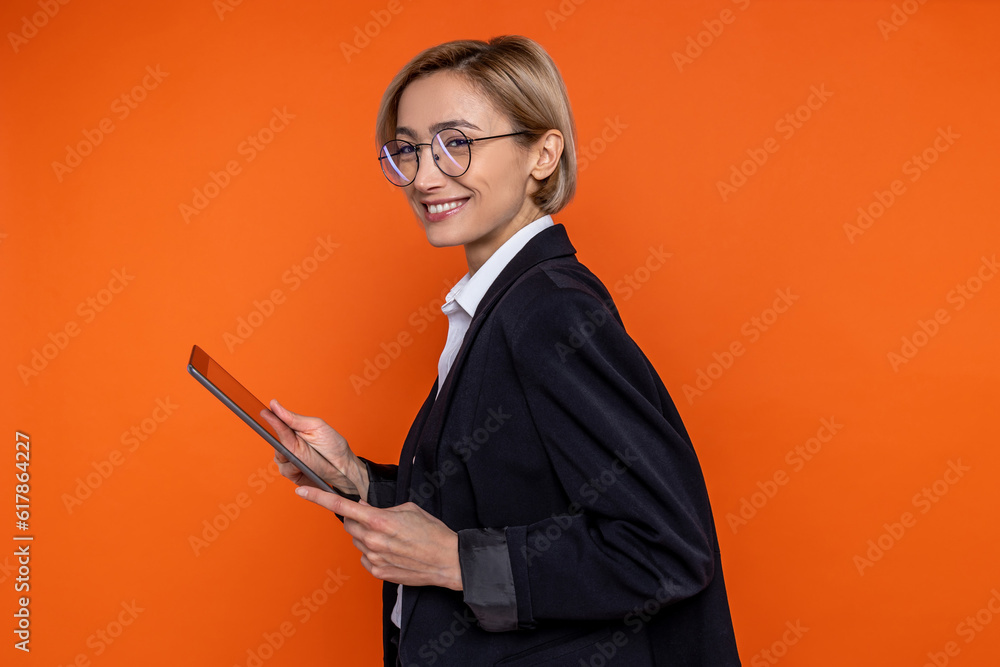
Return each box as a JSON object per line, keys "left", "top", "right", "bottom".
{"left": 3, "top": 0, "right": 999, "bottom": 665}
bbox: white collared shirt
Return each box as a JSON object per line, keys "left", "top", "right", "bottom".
{"left": 392, "top": 214, "right": 555, "bottom": 629}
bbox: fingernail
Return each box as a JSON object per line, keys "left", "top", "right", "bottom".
{"left": 295, "top": 487, "right": 308, "bottom": 497}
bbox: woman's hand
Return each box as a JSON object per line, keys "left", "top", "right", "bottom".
{"left": 259, "top": 399, "right": 369, "bottom": 500}
{"left": 295, "top": 486, "right": 463, "bottom": 591}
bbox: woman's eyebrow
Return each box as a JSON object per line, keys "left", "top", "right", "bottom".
{"left": 396, "top": 119, "right": 483, "bottom": 138}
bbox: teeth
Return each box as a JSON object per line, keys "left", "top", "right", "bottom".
{"left": 428, "top": 200, "right": 465, "bottom": 214}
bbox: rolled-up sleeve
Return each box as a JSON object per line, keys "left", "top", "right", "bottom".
{"left": 358, "top": 457, "right": 398, "bottom": 508}
{"left": 457, "top": 527, "right": 518, "bottom": 631}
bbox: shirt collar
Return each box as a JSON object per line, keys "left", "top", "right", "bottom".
{"left": 444, "top": 215, "right": 555, "bottom": 318}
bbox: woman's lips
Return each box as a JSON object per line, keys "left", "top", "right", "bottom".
{"left": 424, "top": 198, "right": 469, "bottom": 222}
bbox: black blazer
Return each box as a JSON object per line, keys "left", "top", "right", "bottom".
{"left": 362, "top": 224, "right": 740, "bottom": 666}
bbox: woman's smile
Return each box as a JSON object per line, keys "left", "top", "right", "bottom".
{"left": 422, "top": 196, "right": 471, "bottom": 221}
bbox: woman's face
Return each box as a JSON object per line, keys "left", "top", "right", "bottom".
{"left": 394, "top": 71, "right": 547, "bottom": 271}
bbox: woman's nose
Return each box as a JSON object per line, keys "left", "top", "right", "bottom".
{"left": 412, "top": 146, "right": 447, "bottom": 191}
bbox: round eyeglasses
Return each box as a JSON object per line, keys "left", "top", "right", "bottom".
{"left": 378, "top": 128, "right": 527, "bottom": 187}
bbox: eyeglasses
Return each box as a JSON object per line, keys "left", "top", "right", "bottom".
{"left": 378, "top": 128, "right": 527, "bottom": 187}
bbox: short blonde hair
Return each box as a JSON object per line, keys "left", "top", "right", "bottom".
{"left": 375, "top": 35, "right": 577, "bottom": 215}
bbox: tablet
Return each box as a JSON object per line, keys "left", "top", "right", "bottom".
{"left": 187, "top": 344, "right": 360, "bottom": 502}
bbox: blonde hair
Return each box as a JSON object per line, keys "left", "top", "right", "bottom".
{"left": 375, "top": 35, "right": 577, "bottom": 215}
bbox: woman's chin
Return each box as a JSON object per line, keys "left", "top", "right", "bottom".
{"left": 422, "top": 224, "right": 467, "bottom": 249}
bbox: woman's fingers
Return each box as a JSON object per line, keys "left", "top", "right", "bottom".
{"left": 268, "top": 398, "right": 294, "bottom": 423}
{"left": 259, "top": 407, "right": 298, "bottom": 447}
{"left": 295, "top": 486, "right": 368, "bottom": 521}
{"left": 270, "top": 399, "right": 326, "bottom": 434}
{"left": 260, "top": 408, "right": 315, "bottom": 486}
{"left": 293, "top": 489, "right": 460, "bottom": 589}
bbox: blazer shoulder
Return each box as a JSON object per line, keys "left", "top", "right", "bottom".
{"left": 488, "top": 256, "right": 624, "bottom": 347}
{"left": 507, "top": 255, "right": 618, "bottom": 315}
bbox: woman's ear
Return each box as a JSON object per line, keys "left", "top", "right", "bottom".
{"left": 529, "top": 129, "right": 564, "bottom": 182}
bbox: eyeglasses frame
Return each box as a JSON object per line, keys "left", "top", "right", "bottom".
{"left": 378, "top": 128, "right": 528, "bottom": 186}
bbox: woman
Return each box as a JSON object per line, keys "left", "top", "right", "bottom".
{"left": 261, "top": 35, "right": 741, "bottom": 666}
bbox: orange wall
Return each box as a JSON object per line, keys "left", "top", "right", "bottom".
{"left": 3, "top": 1, "right": 999, "bottom": 665}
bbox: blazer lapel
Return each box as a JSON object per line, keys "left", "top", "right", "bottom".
{"left": 404, "top": 223, "right": 577, "bottom": 507}
{"left": 398, "top": 223, "right": 577, "bottom": 638}
{"left": 394, "top": 377, "right": 438, "bottom": 505}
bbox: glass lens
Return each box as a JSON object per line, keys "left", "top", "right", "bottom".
{"left": 380, "top": 140, "right": 417, "bottom": 186}
{"left": 432, "top": 129, "right": 471, "bottom": 177}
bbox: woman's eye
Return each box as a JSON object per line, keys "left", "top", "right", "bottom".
{"left": 397, "top": 144, "right": 415, "bottom": 155}
{"left": 446, "top": 138, "right": 470, "bottom": 149}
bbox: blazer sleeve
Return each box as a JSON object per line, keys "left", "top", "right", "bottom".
{"left": 459, "top": 280, "right": 718, "bottom": 631}
{"left": 357, "top": 457, "right": 398, "bottom": 508}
